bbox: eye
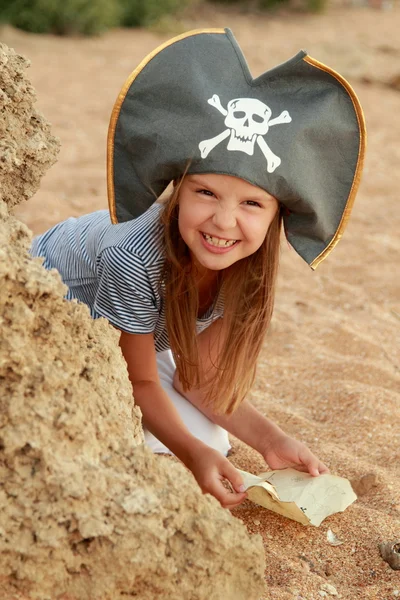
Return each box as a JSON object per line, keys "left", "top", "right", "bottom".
{"left": 233, "top": 111, "right": 246, "bottom": 119}
{"left": 252, "top": 114, "right": 265, "bottom": 123}
{"left": 197, "top": 188, "right": 215, "bottom": 197}
{"left": 244, "top": 200, "right": 262, "bottom": 207}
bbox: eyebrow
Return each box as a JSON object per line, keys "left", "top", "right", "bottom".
{"left": 188, "top": 176, "right": 275, "bottom": 203}
{"left": 188, "top": 176, "right": 214, "bottom": 187}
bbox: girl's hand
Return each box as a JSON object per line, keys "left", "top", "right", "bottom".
{"left": 261, "top": 432, "right": 329, "bottom": 477}
{"left": 185, "top": 445, "right": 248, "bottom": 509}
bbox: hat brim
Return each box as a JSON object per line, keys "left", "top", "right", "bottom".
{"left": 107, "top": 28, "right": 366, "bottom": 269}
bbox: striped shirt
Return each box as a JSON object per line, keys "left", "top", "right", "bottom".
{"left": 30, "top": 203, "right": 223, "bottom": 352}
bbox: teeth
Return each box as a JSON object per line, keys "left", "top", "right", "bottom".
{"left": 203, "top": 233, "right": 237, "bottom": 247}
{"left": 234, "top": 134, "right": 256, "bottom": 142}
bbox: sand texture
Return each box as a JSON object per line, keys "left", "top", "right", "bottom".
{"left": 0, "top": 42, "right": 265, "bottom": 600}
{"left": 1, "top": 2, "right": 400, "bottom": 598}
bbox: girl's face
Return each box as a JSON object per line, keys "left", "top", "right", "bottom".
{"left": 177, "top": 173, "right": 279, "bottom": 275}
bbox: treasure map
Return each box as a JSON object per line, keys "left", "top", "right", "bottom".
{"left": 239, "top": 468, "right": 357, "bottom": 527}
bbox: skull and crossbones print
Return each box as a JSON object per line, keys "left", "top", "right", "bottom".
{"left": 199, "top": 95, "right": 292, "bottom": 173}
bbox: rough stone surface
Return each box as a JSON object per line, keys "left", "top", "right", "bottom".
{"left": 0, "top": 43, "right": 265, "bottom": 600}
{"left": 0, "top": 43, "right": 60, "bottom": 209}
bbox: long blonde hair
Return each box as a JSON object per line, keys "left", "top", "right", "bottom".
{"left": 160, "top": 178, "right": 282, "bottom": 415}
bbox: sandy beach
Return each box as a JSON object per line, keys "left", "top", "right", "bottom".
{"left": 2, "top": 2, "right": 400, "bottom": 597}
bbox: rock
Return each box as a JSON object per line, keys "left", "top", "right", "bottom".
{"left": 0, "top": 42, "right": 266, "bottom": 600}
{"left": 379, "top": 540, "right": 400, "bottom": 570}
{"left": 0, "top": 44, "right": 60, "bottom": 210}
{"left": 350, "top": 473, "right": 378, "bottom": 496}
{"left": 327, "top": 529, "right": 344, "bottom": 546}
{"left": 388, "top": 74, "right": 400, "bottom": 91}
{"left": 299, "top": 555, "right": 315, "bottom": 571}
{"left": 300, "top": 560, "right": 310, "bottom": 573}
{"left": 320, "top": 582, "right": 338, "bottom": 596}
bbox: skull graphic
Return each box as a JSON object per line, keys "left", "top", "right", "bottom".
{"left": 199, "top": 94, "right": 292, "bottom": 173}
{"left": 224, "top": 98, "right": 272, "bottom": 156}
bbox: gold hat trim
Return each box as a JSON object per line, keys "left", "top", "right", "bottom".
{"left": 107, "top": 42, "right": 367, "bottom": 270}
{"left": 107, "top": 28, "right": 226, "bottom": 224}
{"left": 304, "top": 56, "right": 367, "bottom": 270}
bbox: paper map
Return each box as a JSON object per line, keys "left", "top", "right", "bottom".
{"left": 239, "top": 468, "right": 357, "bottom": 526}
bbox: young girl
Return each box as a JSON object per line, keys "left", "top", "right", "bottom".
{"left": 31, "top": 29, "right": 366, "bottom": 509}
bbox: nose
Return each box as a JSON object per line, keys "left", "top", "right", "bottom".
{"left": 212, "top": 204, "right": 237, "bottom": 231}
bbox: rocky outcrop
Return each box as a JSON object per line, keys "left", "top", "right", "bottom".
{"left": 0, "top": 43, "right": 265, "bottom": 600}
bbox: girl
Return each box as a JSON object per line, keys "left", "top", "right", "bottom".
{"left": 31, "top": 29, "right": 366, "bottom": 509}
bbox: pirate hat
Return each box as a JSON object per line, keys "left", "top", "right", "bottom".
{"left": 107, "top": 28, "right": 366, "bottom": 269}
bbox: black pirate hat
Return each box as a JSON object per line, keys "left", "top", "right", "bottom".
{"left": 107, "top": 28, "right": 366, "bottom": 269}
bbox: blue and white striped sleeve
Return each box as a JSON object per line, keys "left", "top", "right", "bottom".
{"left": 94, "top": 246, "right": 158, "bottom": 334}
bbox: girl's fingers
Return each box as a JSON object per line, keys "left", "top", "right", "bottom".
{"left": 300, "top": 449, "right": 330, "bottom": 477}
{"left": 318, "top": 461, "right": 330, "bottom": 474}
{"left": 308, "top": 462, "right": 321, "bottom": 477}
{"left": 221, "top": 492, "right": 247, "bottom": 509}
{"left": 203, "top": 462, "right": 247, "bottom": 508}
{"left": 221, "top": 462, "right": 246, "bottom": 494}
{"left": 299, "top": 447, "right": 323, "bottom": 476}
{"left": 209, "top": 481, "right": 247, "bottom": 509}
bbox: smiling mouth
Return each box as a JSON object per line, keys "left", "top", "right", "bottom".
{"left": 201, "top": 232, "right": 239, "bottom": 248}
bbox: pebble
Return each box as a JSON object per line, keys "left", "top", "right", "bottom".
{"left": 379, "top": 540, "right": 400, "bottom": 570}
{"left": 350, "top": 473, "right": 378, "bottom": 496}
{"left": 393, "top": 591, "right": 400, "bottom": 597}
{"left": 253, "top": 519, "right": 261, "bottom": 525}
{"left": 300, "top": 560, "right": 310, "bottom": 573}
{"left": 320, "top": 582, "right": 338, "bottom": 596}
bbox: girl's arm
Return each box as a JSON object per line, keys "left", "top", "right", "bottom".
{"left": 118, "top": 330, "right": 248, "bottom": 507}
{"left": 173, "top": 319, "right": 329, "bottom": 476}
{"left": 119, "top": 330, "right": 196, "bottom": 460}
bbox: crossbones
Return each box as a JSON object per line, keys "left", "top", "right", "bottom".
{"left": 199, "top": 95, "right": 291, "bottom": 173}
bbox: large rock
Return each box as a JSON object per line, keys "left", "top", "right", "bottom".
{"left": 0, "top": 43, "right": 265, "bottom": 600}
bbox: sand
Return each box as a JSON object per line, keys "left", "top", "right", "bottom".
{"left": 2, "top": 2, "right": 399, "bottom": 598}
